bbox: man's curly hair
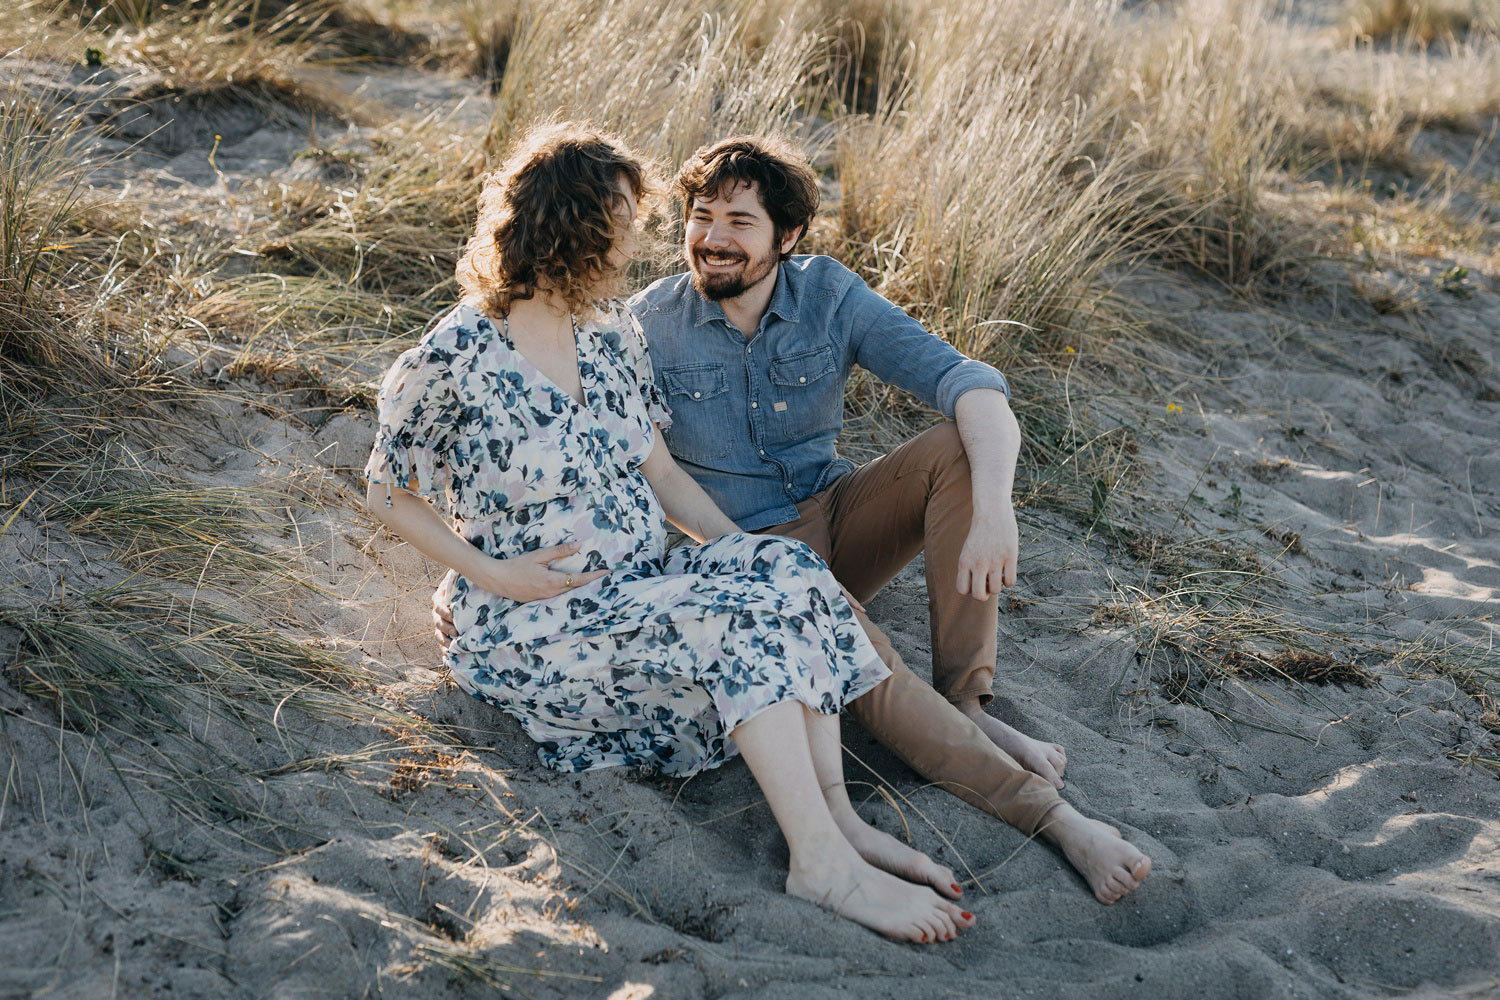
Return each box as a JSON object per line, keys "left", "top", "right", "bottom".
{"left": 458, "top": 122, "right": 655, "bottom": 318}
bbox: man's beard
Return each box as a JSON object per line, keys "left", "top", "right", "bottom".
{"left": 689, "top": 245, "right": 777, "bottom": 301}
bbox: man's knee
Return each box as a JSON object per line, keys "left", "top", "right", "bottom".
{"left": 916, "top": 420, "right": 968, "bottom": 475}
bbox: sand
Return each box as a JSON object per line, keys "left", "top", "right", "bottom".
{"left": 2, "top": 49, "right": 1498, "bottom": 1000}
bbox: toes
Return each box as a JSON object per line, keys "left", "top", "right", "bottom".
{"left": 1030, "top": 757, "right": 1064, "bottom": 789}
{"left": 947, "top": 903, "right": 976, "bottom": 928}
{"left": 932, "top": 872, "right": 962, "bottom": 900}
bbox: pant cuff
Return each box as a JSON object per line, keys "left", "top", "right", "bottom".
{"left": 944, "top": 687, "right": 994, "bottom": 707}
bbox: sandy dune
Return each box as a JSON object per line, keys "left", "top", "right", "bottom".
{"left": 2, "top": 49, "right": 1498, "bottom": 1000}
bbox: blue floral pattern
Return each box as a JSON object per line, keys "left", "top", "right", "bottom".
{"left": 365, "top": 300, "right": 887, "bottom": 775}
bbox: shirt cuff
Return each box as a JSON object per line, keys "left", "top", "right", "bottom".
{"left": 935, "top": 360, "right": 1011, "bottom": 417}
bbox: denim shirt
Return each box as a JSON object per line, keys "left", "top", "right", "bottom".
{"left": 626, "top": 255, "right": 1011, "bottom": 531}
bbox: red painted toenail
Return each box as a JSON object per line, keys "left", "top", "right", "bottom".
{"left": 951, "top": 883, "right": 962, "bottom": 894}
{"left": 962, "top": 911, "right": 973, "bottom": 920}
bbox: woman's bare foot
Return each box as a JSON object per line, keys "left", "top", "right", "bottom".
{"left": 1036, "top": 804, "right": 1151, "bottom": 904}
{"left": 786, "top": 844, "right": 974, "bottom": 943}
{"left": 957, "top": 701, "right": 1067, "bottom": 790}
{"left": 828, "top": 803, "right": 968, "bottom": 903}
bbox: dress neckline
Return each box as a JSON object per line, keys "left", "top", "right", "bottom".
{"left": 493, "top": 309, "right": 596, "bottom": 414}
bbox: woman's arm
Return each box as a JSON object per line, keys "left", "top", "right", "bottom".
{"left": 638, "top": 433, "right": 741, "bottom": 543}
{"left": 366, "top": 482, "right": 605, "bottom": 603}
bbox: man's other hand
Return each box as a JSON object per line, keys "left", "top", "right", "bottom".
{"left": 432, "top": 588, "right": 457, "bottom": 650}
{"left": 955, "top": 504, "right": 1019, "bottom": 600}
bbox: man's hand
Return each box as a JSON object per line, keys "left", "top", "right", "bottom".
{"left": 432, "top": 587, "right": 457, "bottom": 651}
{"left": 954, "top": 504, "right": 1019, "bottom": 601}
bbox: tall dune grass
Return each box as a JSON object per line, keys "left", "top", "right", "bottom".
{"left": 830, "top": 0, "right": 1141, "bottom": 354}
{"left": 0, "top": 69, "right": 105, "bottom": 372}
{"left": 1106, "top": 0, "right": 1299, "bottom": 288}
{"left": 486, "top": 0, "right": 827, "bottom": 173}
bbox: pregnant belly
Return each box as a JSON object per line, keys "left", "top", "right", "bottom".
{"left": 540, "top": 482, "right": 667, "bottom": 575}
{"left": 449, "top": 478, "right": 667, "bottom": 633}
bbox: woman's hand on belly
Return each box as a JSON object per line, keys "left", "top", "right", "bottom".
{"left": 469, "top": 542, "right": 609, "bottom": 603}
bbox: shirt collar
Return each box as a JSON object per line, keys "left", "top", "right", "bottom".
{"left": 687, "top": 261, "right": 801, "bottom": 330}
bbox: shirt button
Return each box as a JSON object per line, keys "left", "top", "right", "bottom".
{"left": 798, "top": 376, "right": 806, "bottom": 383}
{"left": 750, "top": 401, "right": 758, "bottom": 409}
{"left": 746, "top": 346, "right": 752, "bottom": 354}
{"left": 693, "top": 391, "right": 701, "bottom": 399}
{"left": 758, "top": 449, "right": 765, "bottom": 456}
{"left": 785, "top": 483, "right": 793, "bottom": 490}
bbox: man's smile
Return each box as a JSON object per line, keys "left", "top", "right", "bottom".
{"left": 695, "top": 249, "right": 747, "bottom": 269}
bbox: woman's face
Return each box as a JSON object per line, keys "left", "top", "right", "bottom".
{"left": 606, "top": 174, "right": 642, "bottom": 272}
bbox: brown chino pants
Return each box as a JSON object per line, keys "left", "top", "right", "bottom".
{"left": 758, "top": 421, "right": 1062, "bottom": 836}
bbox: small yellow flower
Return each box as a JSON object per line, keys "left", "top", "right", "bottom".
{"left": 1166, "top": 402, "right": 1184, "bottom": 414}
{"left": 1064, "top": 346, "right": 1076, "bottom": 354}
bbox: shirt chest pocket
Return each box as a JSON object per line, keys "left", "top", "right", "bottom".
{"left": 768, "top": 346, "right": 840, "bottom": 437}
{"left": 659, "top": 362, "right": 732, "bottom": 461}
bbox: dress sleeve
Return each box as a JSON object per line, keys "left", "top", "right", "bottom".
{"left": 615, "top": 303, "right": 672, "bottom": 430}
{"left": 364, "top": 343, "right": 460, "bottom": 504}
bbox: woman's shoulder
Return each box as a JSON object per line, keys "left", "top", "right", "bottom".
{"left": 590, "top": 298, "right": 647, "bottom": 354}
{"left": 404, "top": 300, "right": 499, "bottom": 365}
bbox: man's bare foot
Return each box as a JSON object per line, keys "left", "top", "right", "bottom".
{"left": 957, "top": 701, "right": 1067, "bottom": 790}
{"left": 786, "top": 844, "right": 973, "bottom": 943}
{"left": 828, "top": 803, "right": 969, "bottom": 903}
{"left": 1036, "top": 803, "right": 1151, "bottom": 904}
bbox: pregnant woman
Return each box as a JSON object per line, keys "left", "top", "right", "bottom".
{"left": 364, "top": 122, "right": 973, "bottom": 943}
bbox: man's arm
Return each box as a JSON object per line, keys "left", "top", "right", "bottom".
{"left": 844, "top": 286, "right": 1010, "bottom": 412}
{"left": 841, "top": 274, "right": 1020, "bottom": 599}
{"left": 639, "top": 431, "right": 741, "bottom": 542}
{"left": 952, "top": 388, "right": 1021, "bottom": 600}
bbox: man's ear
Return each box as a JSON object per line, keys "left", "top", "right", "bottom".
{"left": 779, "top": 225, "right": 804, "bottom": 256}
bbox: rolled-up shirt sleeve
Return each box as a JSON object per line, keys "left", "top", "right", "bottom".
{"left": 935, "top": 358, "right": 1010, "bottom": 414}
{"left": 846, "top": 281, "right": 1012, "bottom": 419}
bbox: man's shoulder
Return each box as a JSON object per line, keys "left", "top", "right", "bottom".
{"left": 783, "top": 255, "right": 882, "bottom": 316}
{"left": 783, "top": 254, "right": 860, "bottom": 289}
{"left": 627, "top": 272, "right": 695, "bottom": 318}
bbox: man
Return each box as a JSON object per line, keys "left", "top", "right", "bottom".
{"left": 438, "top": 135, "right": 1149, "bottom": 904}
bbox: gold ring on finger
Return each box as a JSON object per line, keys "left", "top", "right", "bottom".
{"left": 565, "top": 574, "right": 574, "bottom": 588}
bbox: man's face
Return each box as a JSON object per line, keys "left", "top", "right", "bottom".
{"left": 684, "top": 181, "right": 794, "bottom": 301}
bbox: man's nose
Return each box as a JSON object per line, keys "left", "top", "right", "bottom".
{"left": 701, "top": 222, "right": 731, "bottom": 247}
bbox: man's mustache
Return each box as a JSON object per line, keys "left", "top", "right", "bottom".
{"left": 693, "top": 249, "right": 748, "bottom": 265}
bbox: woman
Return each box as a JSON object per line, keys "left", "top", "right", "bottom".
{"left": 364, "top": 122, "right": 974, "bottom": 943}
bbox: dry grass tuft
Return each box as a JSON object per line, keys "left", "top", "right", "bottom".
{"left": 484, "top": 0, "right": 826, "bottom": 171}
{"left": 1109, "top": 0, "right": 1303, "bottom": 290}
{"left": 3, "top": 585, "right": 372, "bottom": 737}
{"left": 0, "top": 66, "right": 117, "bottom": 375}
{"left": 42, "top": 479, "right": 299, "bottom": 584}
{"left": 1222, "top": 646, "right": 1378, "bottom": 688}
{"left": 256, "top": 110, "right": 487, "bottom": 307}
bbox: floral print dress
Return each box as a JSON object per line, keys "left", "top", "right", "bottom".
{"left": 365, "top": 300, "right": 887, "bottom": 776}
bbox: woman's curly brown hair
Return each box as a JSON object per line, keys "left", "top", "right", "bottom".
{"left": 458, "top": 122, "right": 656, "bottom": 318}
